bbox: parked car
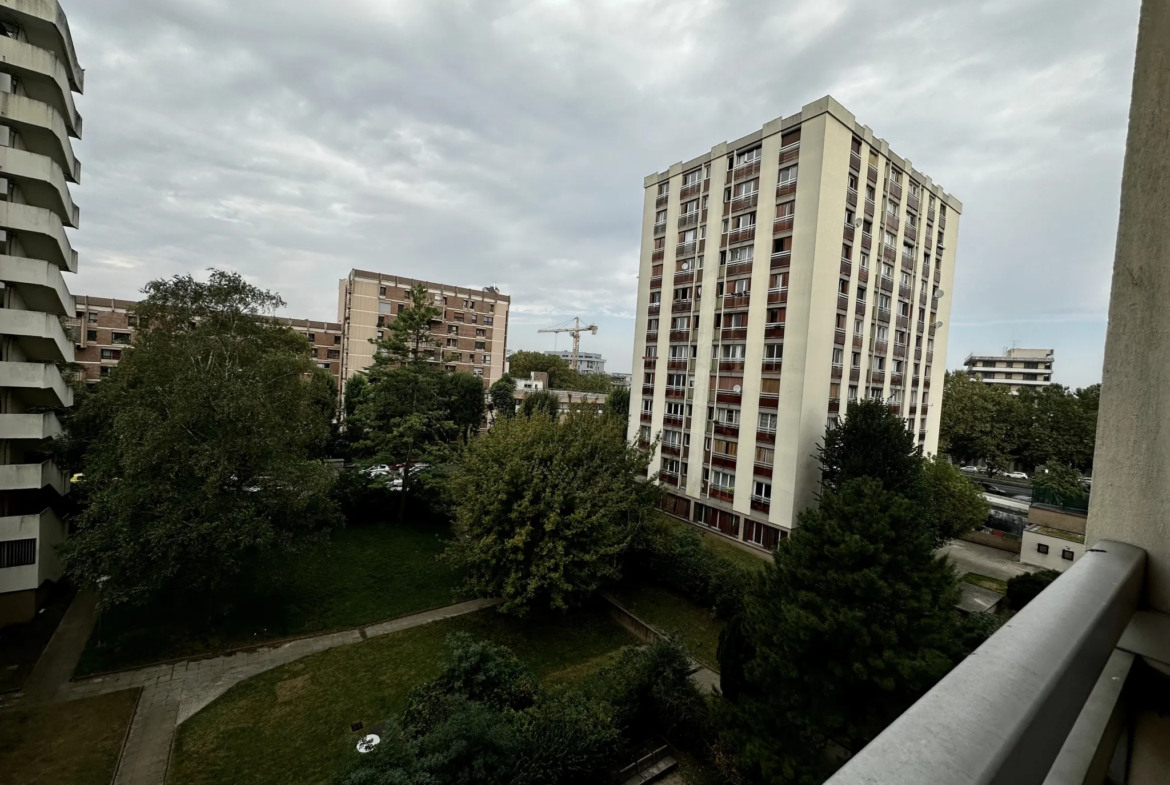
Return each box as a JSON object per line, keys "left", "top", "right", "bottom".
{"left": 386, "top": 463, "right": 431, "bottom": 491}
{"left": 362, "top": 464, "right": 392, "bottom": 478}
{"left": 1004, "top": 471, "right": 1029, "bottom": 480}
{"left": 980, "top": 482, "right": 1009, "bottom": 496}
{"left": 960, "top": 466, "right": 980, "bottom": 474}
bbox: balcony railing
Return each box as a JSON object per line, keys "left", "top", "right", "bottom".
{"left": 867, "top": 164, "right": 878, "bottom": 183}
{"left": 888, "top": 179, "right": 903, "bottom": 200}
{"left": 720, "top": 327, "right": 747, "bottom": 341}
{"left": 750, "top": 496, "right": 770, "bottom": 513}
{"left": 671, "top": 300, "right": 692, "bottom": 313}
{"left": 653, "top": 221, "right": 666, "bottom": 235}
{"left": 861, "top": 231, "right": 873, "bottom": 251}
{"left": 677, "top": 211, "right": 699, "bottom": 229}
{"left": 712, "top": 422, "right": 739, "bottom": 437}
{"left": 764, "top": 323, "right": 785, "bottom": 339}
{"left": 824, "top": 542, "right": 1145, "bottom": 785}
{"left": 756, "top": 429, "right": 776, "bottom": 443}
{"left": 723, "top": 226, "right": 756, "bottom": 246}
{"left": 732, "top": 159, "right": 761, "bottom": 180}
{"left": 771, "top": 250, "right": 792, "bottom": 268}
{"left": 728, "top": 192, "right": 758, "bottom": 213}
{"left": 767, "top": 289, "right": 788, "bottom": 305}
{"left": 849, "top": 151, "right": 862, "bottom": 171}
{"left": 707, "top": 486, "right": 734, "bottom": 502}
{"left": 677, "top": 241, "right": 696, "bottom": 256}
{"left": 776, "top": 180, "right": 797, "bottom": 199}
{"left": 773, "top": 215, "right": 794, "bottom": 235}
{"left": 679, "top": 181, "right": 701, "bottom": 200}
{"left": 762, "top": 359, "right": 782, "bottom": 373}
{"left": 725, "top": 261, "right": 753, "bottom": 279}
{"left": 779, "top": 141, "right": 800, "bottom": 164}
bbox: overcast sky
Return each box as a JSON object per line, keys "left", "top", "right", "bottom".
{"left": 65, "top": 0, "right": 1140, "bottom": 387}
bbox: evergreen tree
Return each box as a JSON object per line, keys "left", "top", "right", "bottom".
{"left": 519, "top": 390, "right": 560, "bottom": 419}
{"left": 818, "top": 398, "right": 922, "bottom": 497}
{"left": 727, "top": 479, "right": 962, "bottom": 784}
{"left": 604, "top": 386, "right": 630, "bottom": 424}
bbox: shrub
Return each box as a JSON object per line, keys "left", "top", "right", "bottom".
{"left": 630, "top": 518, "right": 758, "bottom": 618}
{"left": 1005, "top": 569, "right": 1061, "bottom": 611}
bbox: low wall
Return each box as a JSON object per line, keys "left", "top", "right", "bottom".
{"left": 603, "top": 593, "right": 663, "bottom": 645}
{"left": 960, "top": 529, "right": 1022, "bottom": 553}
{"left": 1027, "top": 504, "right": 1087, "bottom": 535}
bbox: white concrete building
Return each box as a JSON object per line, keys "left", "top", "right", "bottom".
{"left": 544, "top": 349, "right": 606, "bottom": 374}
{"left": 964, "top": 348, "right": 1054, "bottom": 392}
{"left": 630, "top": 96, "right": 961, "bottom": 549}
{"left": 0, "top": 0, "right": 83, "bottom": 625}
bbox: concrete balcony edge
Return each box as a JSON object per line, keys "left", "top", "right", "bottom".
{"left": 0, "top": 506, "right": 66, "bottom": 592}
{"left": 0, "top": 145, "right": 78, "bottom": 226}
{"left": 0, "top": 360, "right": 73, "bottom": 407}
{"left": 0, "top": 0, "right": 85, "bottom": 92}
{"left": 0, "top": 304, "right": 72, "bottom": 361}
{"left": 0, "top": 254, "right": 72, "bottom": 315}
{"left": 0, "top": 34, "right": 81, "bottom": 137}
{"left": 0, "top": 410, "right": 61, "bottom": 440}
{"left": 0, "top": 458, "right": 68, "bottom": 495}
{"left": 0, "top": 91, "right": 80, "bottom": 182}
{"left": 0, "top": 200, "right": 77, "bottom": 272}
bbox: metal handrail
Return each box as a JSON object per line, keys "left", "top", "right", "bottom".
{"left": 825, "top": 541, "right": 1145, "bottom": 785}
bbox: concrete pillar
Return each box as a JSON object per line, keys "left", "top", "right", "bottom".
{"left": 1086, "top": 0, "right": 1170, "bottom": 612}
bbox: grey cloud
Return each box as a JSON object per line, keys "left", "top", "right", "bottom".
{"left": 66, "top": 0, "right": 1139, "bottom": 381}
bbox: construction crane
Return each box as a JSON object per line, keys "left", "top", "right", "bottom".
{"left": 538, "top": 317, "right": 598, "bottom": 371}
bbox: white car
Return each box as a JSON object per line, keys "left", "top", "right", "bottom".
{"left": 386, "top": 463, "right": 430, "bottom": 491}
{"left": 1004, "top": 471, "right": 1029, "bottom": 480}
{"left": 960, "top": 466, "right": 980, "bottom": 474}
{"left": 362, "top": 464, "right": 392, "bottom": 478}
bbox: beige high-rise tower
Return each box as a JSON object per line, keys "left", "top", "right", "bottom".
{"left": 630, "top": 96, "right": 961, "bottom": 551}
{"left": 0, "top": 0, "right": 83, "bottom": 624}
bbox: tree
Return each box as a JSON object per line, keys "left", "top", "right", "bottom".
{"left": 61, "top": 271, "right": 341, "bottom": 611}
{"left": 919, "top": 455, "right": 990, "bottom": 547}
{"left": 445, "top": 372, "right": 486, "bottom": 442}
{"left": 604, "top": 386, "right": 630, "bottom": 424}
{"left": 443, "top": 411, "right": 658, "bottom": 615}
{"left": 819, "top": 398, "right": 922, "bottom": 497}
{"left": 519, "top": 389, "right": 560, "bottom": 418}
{"left": 489, "top": 374, "right": 517, "bottom": 421}
{"left": 353, "top": 283, "right": 457, "bottom": 518}
{"left": 1006, "top": 569, "right": 1061, "bottom": 610}
{"left": 1033, "top": 463, "right": 1087, "bottom": 508}
{"left": 507, "top": 350, "right": 576, "bottom": 388}
{"left": 726, "top": 479, "right": 962, "bottom": 783}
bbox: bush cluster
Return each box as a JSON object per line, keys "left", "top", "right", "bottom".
{"left": 339, "top": 634, "right": 707, "bottom": 785}
{"left": 629, "top": 518, "right": 757, "bottom": 619}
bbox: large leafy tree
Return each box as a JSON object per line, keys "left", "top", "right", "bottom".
{"left": 919, "top": 455, "right": 990, "bottom": 547}
{"left": 444, "top": 371, "right": 487, "bottom": 443}
{"left": 725, "top": 479, "right": 962, "bottom": 784}
{"left": 352, "top": 283, "right": 458, "bottom": 514}
{"left": 443, "top": 411, "right": 658, "bottom": 615}
{"left": 61, "top": 271, "right": 341, "bottom": 610}
{"left": 489, "top": 373, "right": 517, "bottom": 422}
{"left": 938, "top": 371, "right": 1012, "bottom": 471}
{"left": 604, "top": 386, "right": 630, "bottom": 424}
{"left": 506, "top": 351, "right": 611, "bottom": 393}
{"left": 819, "top": 398, "right": 922, "bottom": 497}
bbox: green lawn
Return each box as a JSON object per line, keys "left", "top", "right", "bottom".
{"left": 962, "top": 572, "right": 1009, "bottom": 594}
{"left": 78, "top": 523, "right": 464, "bottom": 676}
{"left": 659, "top": 513, "right": 770, "bottom": 572}
{"left": 169, "top": 605, "right": 637, "bottom": 785}
{"left": 0, "top": 688, "right": 139, "bottom": 784}
{"left": 609, "top": 583, "right": 725, "bottom": 669}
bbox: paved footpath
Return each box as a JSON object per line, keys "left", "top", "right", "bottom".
{"left": 2, "top": 597, "right": 500, "bottom": 785}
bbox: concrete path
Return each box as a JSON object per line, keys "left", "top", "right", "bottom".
{"left": 21, "top": 589, "right": 97, "bottom": 702}
{"left": 5, "top": 597, "right": 500, "bottom": 785}
{"left": 939, "top": 538, "right": 1040, "bottom": 581}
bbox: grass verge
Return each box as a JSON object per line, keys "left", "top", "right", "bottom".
{"left": 962, "top": 572, "right": 1009, "bottom": 593}
{"left": 77, "top": 523, "right": 463, "bottom": 676}
{"left": 609, "top": 583, "right": 725, "bottom": 669}
{"left": 169, "top": 604, "right": 637, "bottom": 785}
{"left": 0, "top": 689, "right": 138, "bottom": 784}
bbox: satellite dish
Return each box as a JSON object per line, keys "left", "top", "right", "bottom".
{"left": 933, "top": 321, "right": 944, "bottom": 329}
{"left": 935, "top": 289, "right": 945, "bottom": 298}
{"left": 357, "top": 735, "right": 381, "bottom": 754}
{"left": 733, "top": 384, "right": 742, "bottom": 393}
{"left": 681, "top": 261, "right": 690, "bottom": 270}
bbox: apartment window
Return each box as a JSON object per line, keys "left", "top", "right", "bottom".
{"left": 665, "top": 401, "right": 684, "bottom": 417}
{"left": 884, "top": 231, "right": 897, "bottom": 248}
{"left": 318, "top": 362, "right": 331, "bottom": 370}
{"left": 731, "top": 213, "right": 755, "bottom": 230}
{"left": 735, "top": 147, "right": 761, "bottom": 166}
{"left": 857, "top": 286, "right": 867, "bottom": 303}
{"left": 852, "top": 352, "right": 861, "bottom": 368}
{"left": 776, "top": 200, "right": 795, "bottom": 218}
{"left": 710, "top": 470, "right": 735, "bottom": 491}
{"left": 454, "top": 313, "right": 464, "bottom": 323}
{"left": 755, "top": 447, "right": 774, "bottom": 466}
{"left": 766, "top": 308, "right": 785, "bottom": 325}
{"left": 127, "top": 315, "right": 139, "bottom": 327}
{"left": 87, "top": 330, "right": 97, "bottom": 342}
{"left": 728, "top": 245, "right": 754, "bottom": 263}
{"left": 733, "top": 179, "right": 758, "bottom": 197}
{"left": 874, "top": 357, "right": 886, "bottom": 371}
{"left": 683, "top": 168, "right": 701, "bottom": 185}
{"left": 87, "top": 312, "right": 98, "bottom": 323}
{"left": 854, "top": 319, "right": 864, "bottom": 335}
{"left": 681, "top": 199, "right": 699, "bottom": 216}
{"left": 887, "top": 201, "right": 899, "bottom": 216}
{"left": 879, "top": 294, "right": 892, "bottom": 310}
{"left": 0, "top": 538, "right": 36, "bottom": 568}
{"left": 722, "top": 344, "right": 746, "bottom": 360}
{"left": 475, "top": 341, "right": 486, "bottom": 350}
{"left": 100, "top": 366, "right": 111, "bottom": 377}
{"left": 770, "top": 272, "right": 788, "bottom": 291}
{"left": 112, "top": 332, "right": 131, "bottom": 344}
{"left": 445, "top": 338, "right": 456, "bottom": 347}
{"left": 758, "top": 412, "right": 777, "bottom": 433}
{"left": 447, "top": 325, "right": 458, "bottom": 334}
{"left": 475, "top": 328, "right": 486, "bottom": 337}
{"left": 100, "top": 348, "right": 123, "bottom": 360}
{"left": 658, "top": 182, "right": 669, "bottom": 197}
{"left": 327, "top": 349, "right": 340, "bottom": 359}
{"left": 753, "top": 480, "right": 772, "bottom": 501}
{"left": 716, "top": 407, "right": 739, "bottom": 425}
{"left": 656, "top": 209, "right": 667, "bottom": 224}
{"left": 1037, "top": 543, "right": 1050, "bottom": 555}
{"left": 764, "top": 343, "right": 783, "bottom": 360}
{"left": 832, "top": 348, "right": 844, "bottom": 366}
{"left": 848, "top": 174, "right": 858, "bottom": 190}
{"left": 667, "top": 374, "right": 687, "bottom": 388}
{"left": 848, "top": 385, "right": 858, "bottom": 400}
{"left": 673, "top": 287, "right": 691, "bottom": 302}
{"left": 729, "top": 278, "right": 749, "bottom": 295}
{"left": 778, "top": 165, "right": 798, "bottom": 184}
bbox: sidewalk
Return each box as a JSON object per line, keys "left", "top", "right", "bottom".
{"left": 5, "top": 596, "right": 500, "bottom": 785}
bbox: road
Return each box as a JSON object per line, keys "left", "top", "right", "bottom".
{"left": 939, "top": 538, "right": 1041, "bottom": 581}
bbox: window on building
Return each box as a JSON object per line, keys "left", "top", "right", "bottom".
{"left": 111, "top": 332, "right": 130, "bottom": 344}
{"left": 0, "top": 538, "right": 36, "bottom": 568}
{"left": 753, "top": 480, "right": 772, "bottom": 501}
{"left": 1062, "top": 548, "right": 1075, "bottom": 561}
{"left": 710, "top": 470, "right": 735, "bottom": 490}
{"left": 100, "top": 366, "right": 111, "bottom": 377}
{"left": 379, "top": 286, "right": 387, "bottom": 297}
{"left": 778, "top": 164, "right": 798, "bottom": 184}
{"left": 127, "top": 315, "right": 139, "bottom": 327}
{"left": 755, "top": 446, "right": 774, "bottom": 466}
{"left": 1037, "top": 543, "right": 1050, "bottom": 555}
{"left": 448, "top": 325, "right": 458, "bottom": 334}
{"left": 86, "top": 311, "right": 97, "bottom": 323}
{"left": 735, "top": 147, "right": 760, "bottom": 166}
{"left": 658, "top": 182, "right": 669, "bottom": 197}
{"left": 475, "top": 341, "right": 486, "bottom": 350}
{"left": 378, "top": 302, "right": 393, "bottom": 314}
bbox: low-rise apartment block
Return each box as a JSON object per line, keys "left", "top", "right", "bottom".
{"left": 544, "top": 349, "right": 606, "bottom": 374}
{"left": 337, "top": 269, "right": 510, "bottom": 392}
{"left": 67, "top": 297, "right": 345, "bottom": 389}
{"left": 964, "top": 348, "right": 1054, "bottom": 392}
{"left": 631, "top": 96, "right": 961, "bottom": 551}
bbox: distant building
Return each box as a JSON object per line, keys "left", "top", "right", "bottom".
{"left": 964, "top": 348, "right": 1054, "bottom": 392}
{"left": 337, "top": 270, "right": 510, "bottom": 395}
{"left": 544, "top": 349, "right": 606, "bottom": 374}
{"left": 609, "top": 373, "right": 633, "bottom": 388}
{"left": 1021, "top": 494, "right": 1087, "bottom": 573}
{"left": 66, "top": 297, "right": 345, "bottom": 389}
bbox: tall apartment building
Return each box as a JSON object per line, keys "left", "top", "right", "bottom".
{"left": 964, "top": 348, "right": 1054, "bottom": 392}
{"left": 337, "top": 269, "right": 510, "bottom": 392}
{"left": 0, "top": 0, "right": 84, "bottom": 624}
{"left": 630, "top": 96, "right": 961, "bottom": 551}
{"left": 544, "top": 349, "right": 606, "bottom": 374}
{"left": 66, "top": 296, "right": 346, "bottom": 388}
